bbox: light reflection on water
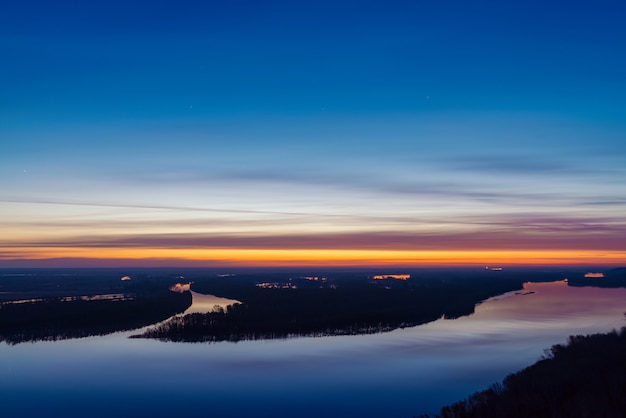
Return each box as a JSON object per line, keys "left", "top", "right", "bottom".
{"left": 1, "top": 281, "right": 625, "bottom": 418}
{"left": 182, "top": 291, "right": 241, "bottom": 315}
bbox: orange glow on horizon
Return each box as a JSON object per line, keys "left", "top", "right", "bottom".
{"left": 2, "top": 246, "right": 625, "bottom": 267}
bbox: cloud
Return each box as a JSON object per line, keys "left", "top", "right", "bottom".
{"left": 9, "top": 220, "right": 626, "bottom": 252}
{"left": 443, "top": 153, "right": 621, "bottom": 178}
{"left": 0, "top": 198, "right": 334, "bottom": 218}
{"left": 0, "top": 257, "right": 230, "bottom": 269}
{"left": 446, "top": 155, "right": 570, "bottom": 175}
{"left": 578, "top": 200, "right": 626, "bottom": 206}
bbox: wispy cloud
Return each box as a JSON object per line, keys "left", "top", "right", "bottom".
{"left": 0, "top": 198, "right": 347, "bottom": 218}
{"left": 8, "top": 221, "right": 626, "bottom": 252}
{"left": 447, "top": 155, "right": 572, "bottom": 175}
{"left": 90, "top": 163, "right": 607, "bottom": 210}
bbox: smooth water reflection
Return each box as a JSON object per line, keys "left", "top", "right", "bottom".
{"left": 1, "top": 281, "right": 625, "bottom": 418}
{"left": 182, "top": 291, "right": 241, "bottom": 315}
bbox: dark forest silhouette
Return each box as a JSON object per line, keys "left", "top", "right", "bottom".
{"left": 567, "top": 267, "right": 626, "bottom": 288}
{"left": 134, "top": 273, "right": 524, "bottom": 342}
{"left": 0, "top": 272, "right": 191, "bottom": 344}
{"left": 0, "top": 291, "right": 191, "bottom": 344}
{"left": 422, "top": 327, "right": 626, "bottom": 418}
{"left": 2, "top": 267, "right": 621, "bottom": 345}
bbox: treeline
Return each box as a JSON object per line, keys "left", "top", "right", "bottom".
{"left": 0, "top": 290, "right": 191, "bottom": 344}
{"left": 135, "top": 275, "right": 523, "bottom": 342}
{"left": 567, "top": 267, "right": 626, "bottom": 288}
{"left": 424, "top": 327, "right": 626, "bottom": 418}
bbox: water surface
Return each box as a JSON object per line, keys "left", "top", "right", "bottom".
{"left": 182, "top": 290, "right": 241, "bottom": 315}
{"left": 1, "top": 281, "right": 625, "bottom": 417}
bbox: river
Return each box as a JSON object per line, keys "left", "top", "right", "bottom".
{"left": 1, "top": 280, "right": 625, "bottom": 417}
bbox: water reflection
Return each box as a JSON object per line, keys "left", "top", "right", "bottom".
{"left": 182, "top": 291, "right": 241, "bottom": 315}
{"left": 473, "top": 280, "right": 626, "bottom": 332}
{"left": 0, "top": 290, "right": 190, "bottom": 344}
{"left": 0, "top": 281, "right": 625, "bottom": 418}
{"left": 168, "top": 282, "right": 241, "bottom": 314}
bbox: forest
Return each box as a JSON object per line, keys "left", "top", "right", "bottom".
{"left": 423, "top": 327, "right": 626, "bottom": 418}
{"left": 134, "top": 270, "right": 531, "bottom": 342}
{"left": 1, "top": 267, "right": 610, "bottom": 345}
{"left": 0, "top": 271, "right": 191, "bottom": 344}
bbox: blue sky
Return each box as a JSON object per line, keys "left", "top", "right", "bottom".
{"left": 1, "top": 0, "right": 625, "bottom": 266}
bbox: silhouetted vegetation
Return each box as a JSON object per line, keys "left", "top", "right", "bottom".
{"left": 427, "top": 327, "right": 626, "bottom": 418}
{"left": 2, "top": 267, "right": 597, "bottom": 344}
{"left": 134, "top": 272, "right": 524, "bottom": 342}
{"left": 567, "top": 267, "right": 626, "bottom": 288}
{"left": 0, "top": 270, "right": 192, "bottom": 344}
{"left": 0, "top": 291, "right": 191, "bottom": 344}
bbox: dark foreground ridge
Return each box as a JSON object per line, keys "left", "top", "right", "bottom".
{"left": 423, "top": 327, "right": 626, "bottom": 418}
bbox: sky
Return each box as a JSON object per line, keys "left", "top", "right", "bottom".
{"left": 1, "top": 0, "right": 625, "bottom": 268}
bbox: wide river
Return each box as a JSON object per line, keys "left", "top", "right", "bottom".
{"left": 1, "top": 280, "right": 625, "bottom": 417}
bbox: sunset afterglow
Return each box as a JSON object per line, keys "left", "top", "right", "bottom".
{"left": 3, "top": 3, "right": 626, "bottom": 418}
{"left": 2, "top": 246, "right": 625, "bottom": 267}
{"left": 1, "top": 1, "right": 625, "bottom": 268}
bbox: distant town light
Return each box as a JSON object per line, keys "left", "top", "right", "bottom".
{"left": 170, "top": 283, "right": 192, "bottom": 293}
{"left": 302, "top": 276, "right": 328, "bottom": 282}
{"left": 372, "top": 274, "right": 410, "bottom": 280}
{"left": 256, "top": 282, "right": 297, "bottom": 289}
{"left": 584, "top": 272, "right": 604, "bottom": 278}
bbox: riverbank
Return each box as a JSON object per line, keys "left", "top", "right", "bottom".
{"left": 427, "top": 327, "right": 626, "bottom": 418}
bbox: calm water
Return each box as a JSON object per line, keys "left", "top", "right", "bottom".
{"left": 182, "top": 290, "right": 241, "bottom": 315}
{"left": 1, "top": 280, "right": 625, "bottom": 418}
